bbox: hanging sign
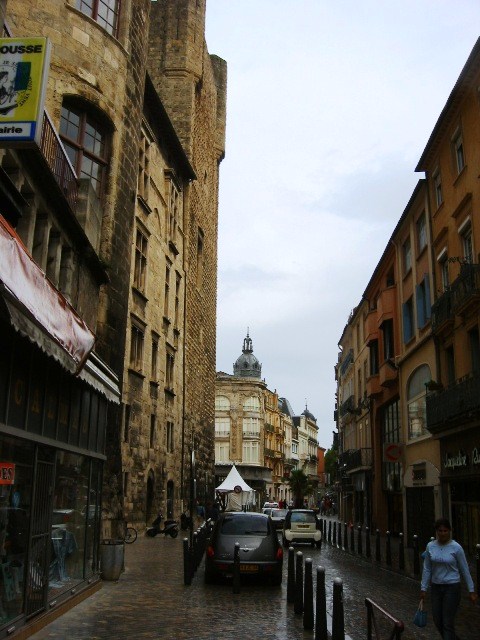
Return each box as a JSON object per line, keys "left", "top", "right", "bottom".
{"left": 0, "top": 37, "right": 51, "bottom": 144}
{"left": 383, "top": 443, "right": 403, "bottom": 463}
{"left": 0, "top": 462, "right": 15, "bottom": 485}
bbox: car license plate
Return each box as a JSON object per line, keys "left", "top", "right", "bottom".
{"left": 240, "top": 564, "right": 258, "bottom": 572}
{"left": 297, "top": 524, "right": 310, "bottom": 529}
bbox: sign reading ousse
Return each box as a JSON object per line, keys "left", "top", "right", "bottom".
{"left": 0, "top": 37, "right": 51, "bottom": 144}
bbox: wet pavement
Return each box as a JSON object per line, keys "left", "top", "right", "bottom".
{"left": 29, "top": 527, "right": 480, "bottom": 640}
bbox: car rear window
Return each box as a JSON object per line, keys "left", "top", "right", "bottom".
{"left": 291, "top": 512, "right": 316, "bottom": 524}
{"left": 271, "top": 509, "right": 287, "bottom": 517}
{"left": 220, "top": 515, "right": 268, "bottom": 535}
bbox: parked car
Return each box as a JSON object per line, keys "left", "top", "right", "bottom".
{"left": 205, "top": 511, "right": 283, "bottom": 585}
{"left": 270, "top": 508, "right": 288, "bottom": 530}
{"left": 262, "top": 501, "right": 279, "bottom": 509}
{"left": 261, "top": 507, "right": 273, "bottom": 516}
{"left": 282, "top": 509, "right": 322, "bottom": 548}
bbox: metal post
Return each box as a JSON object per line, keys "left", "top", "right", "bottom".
{"left": 294, "top": 551, "right": 304, "bottom": 615}
{"left": 365, "top": 527, "right": 371, "bottom": 559}
{"left": 303, "top": 558, "right": 314, "bottom": 630}
{"left": 323, "top": 518, "right": 327, "bottom": 540}
{"left": 315, "top": 566, "right": 328, "bottom": 640}
{"left": 350, "top": 522, "right": 355, "bottom": 552}
{"left": 344, "top": 523, "right": 348, "bottom": 550}
{"left": 183, "top": 537, "right": 191, "bottom": 586}
{"left": 476, "top": 544, "right": 480, "bottom": 594}
{"left": 398, "top": 533, "right": 405, "bottom": 571}
{"left": 332, "top": 577, "right": 345, "bottom": 640}
{"left": 192, "top": 531, "right": 198, "bottom": 573}
{"left": 365, "top": 598, "right": 373, "bottom": 640}
{"left": 375, "top": 529, "right": 381, "bottom": 562}
{"left": 328, "top": 520, "right": 332, "bottom": 544}
{"left": 337, "top": 520, "right": 342, "bottom": 549}
{"left": 386, "top": 531, "right": 392, "bottom": 567}
{"left": 333, "top": 520, "right": 337, "bottom": 546}
{"left": 357, "top": 525, "right": 362, "bottom": 556}
{"left": 233, "top": 542, "right": 240, "bottom": 594}
{"left": 287, "top": 546, "right": 295, "bottom": 604}
{"left": 413, "top": 535, "right": 420, "bottom": 576}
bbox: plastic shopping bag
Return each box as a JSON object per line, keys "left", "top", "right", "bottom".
{"left": 413, "top": 600, "right": 427, "bottom": 627}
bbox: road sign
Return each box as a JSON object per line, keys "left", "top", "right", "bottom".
{"left": 383, "top": 443, "right": 403, "bottom": 463}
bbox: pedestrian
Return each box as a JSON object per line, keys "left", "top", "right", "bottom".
{"left": 420, "top": 517, "right": 477, "bottom": 639}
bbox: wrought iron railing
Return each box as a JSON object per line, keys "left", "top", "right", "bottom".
{"left": 451, "top": 263, "right": 480, "bottom": 312}
{"left": 426, "top": 371, "right": 480, "bottom": 431}
{"left": 339, "top": 447, "right": 373, "bottom": 471}
{"left": 40, "top": 111, "right": 78, "bottom": 211}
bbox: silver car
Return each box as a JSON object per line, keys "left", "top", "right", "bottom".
{"left": 205, "top": 511, "right": 283, "bottom": 585}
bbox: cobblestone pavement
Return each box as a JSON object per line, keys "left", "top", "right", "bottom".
{"left": 29, "top": 530, "right": 480, "bottom": 640}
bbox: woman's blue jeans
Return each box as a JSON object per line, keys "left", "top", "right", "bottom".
{"left": 431, "top": 582, "right": 461, "bottom": 639}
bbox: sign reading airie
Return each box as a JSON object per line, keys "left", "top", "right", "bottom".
{"left": 0, "top": 37, "right": 51, "bottom": 144}
{"left": 0, "top": 462, "right": 15, "bottom": 485}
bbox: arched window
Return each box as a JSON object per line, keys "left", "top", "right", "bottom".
{"left": 215, "top": 395, "right": 230, "bottom": 411}
{"left": 407, "top": 365, "right": 431, "bottom": 439}
{"left": 243, "top": 396, "right": 260, "bottom": 411}
{"left": 59, "top": 100, "right": 110, "bottom": 199}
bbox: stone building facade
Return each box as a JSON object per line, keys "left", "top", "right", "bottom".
{"left": 0, "top": 0, "right": 225, "bottom": 634}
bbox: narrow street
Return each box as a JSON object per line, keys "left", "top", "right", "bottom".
{"left": 29, "top": 532, "right": 480, "bottom": 640}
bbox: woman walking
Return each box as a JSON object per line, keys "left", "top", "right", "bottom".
{"left": 420, "top": 518, "right": 477, "bottom": 639}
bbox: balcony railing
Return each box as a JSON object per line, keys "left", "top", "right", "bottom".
{"left": 340, "top": 348, "right": 353, "bottom": 376}
{"left": 339, "top": 395, "right": 357, "bottom": 417}
{"left": 426, "top": 371, "right": 480, "bottom": 433}
{"left": 264, "top": 448, "right": 275, "bottom": 457}
{"left": 432, "top": 264, "right": 480, "bottom": 333}
{"left": 215, "top": 430, "right": 230, "bottom": 438}
{"left": 264, "top": 423, "right": 274, "bottom": 433}
{"left": 40, "top": 111, "right": 78, "bottom": 212}
{"left": 339, "top": 448, "right": 373, "bottom": 472}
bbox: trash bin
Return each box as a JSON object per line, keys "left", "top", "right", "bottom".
{"left": 100, "top": 539, "right": 124, "bottom": 581}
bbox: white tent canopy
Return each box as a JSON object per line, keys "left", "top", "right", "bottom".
{"left": 215, "top": 465, "right": 255, "bottom": 511}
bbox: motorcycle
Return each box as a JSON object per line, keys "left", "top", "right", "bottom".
{"left": 146, "top": 512, "right": 179, "bottom": 538}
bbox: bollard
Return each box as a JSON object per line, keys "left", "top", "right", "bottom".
{"left": 350, "top": 523, "right": 355, "bottom": 552}
{"left": 287, "top": 546, "right": 295, "bottom": 604}
{"left": 375, "top": 529, "right": 381, "bottom": 563}
{"left": 183, "top": 537, "right": 191, "bottom": 586}
{"left": 233, "top": 542, "right": 240, "bottom": 594}
{"left": 323, "top": 519, "right": 327, "bottom": 540}
{"left": 192, "top": 531, "right": 198, "bottom": 572}
{"left": 333, "top": 520, "right": 337, "bottom": 546}
{"left": 386, "top": 531, "right": 392, "bottom": 567}
{"left": 337, "top": 520, "right": 342, "bottom": 549}
{"left": 476, "top": 544, "right": 480, "bottom": 595}
{"left": 294, "top": 551, "right": 304, "bottom": 615}
{"left": 328, "top": 520, "right": 332, "bottom": 545}
{"left": 332, "top": 577, "right": 345, "bottom": 640}
{"left": 344, "top": 523, "right": 348, "bottom": 551}
{"left": 303, "top": 558, "right": 314, "bottom": 630}
{"left": 357, "top": 525, "right": 362, "bottom": 556}
{"left": 413, "top": 535, "right": 420, "bottom": 576}
{"left": 365, "top": 527, "right": 371, "bottom": 559}
{"left": 315, "top": 566, "right": 328, "bottom": 640}
{"left": 398, "top": 533, "right": 405, "bottom": 571}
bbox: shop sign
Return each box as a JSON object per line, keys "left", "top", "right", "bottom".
{"left": 472, "top": 447, "right": 480, "bottom": 465}
{"left": 0, "top": 462, "right": 15, "bottom": 484}
{"left": 444, "top": 450, "right": 468, "bottom": 471}
{"left": 0, "top": 37, "right": 51, "bottom": 144}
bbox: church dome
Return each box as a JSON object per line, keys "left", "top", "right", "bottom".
{"left": 302, "top": 405, "right": 317, "bottom": 422}
{"left": 233, "top": 332, "right": 262, "bottom": 378}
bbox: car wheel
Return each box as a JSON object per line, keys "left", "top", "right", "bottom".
{"left": 270, "top": 573, "right": 282, "bottom": 586}
{"left": 204, "top": 570, "right": 215, "bottom": 584}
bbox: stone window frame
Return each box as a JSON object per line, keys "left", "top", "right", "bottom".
{"left": 76, "top": 0, "right": 120, "bottom": 37}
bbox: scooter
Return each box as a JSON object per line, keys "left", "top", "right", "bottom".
{"left": 146, "top": 512, "right": 179, "bottom": 538}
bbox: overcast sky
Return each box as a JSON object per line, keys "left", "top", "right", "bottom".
{"left": 205, "top": 1, "right": 480, "bottom": 450}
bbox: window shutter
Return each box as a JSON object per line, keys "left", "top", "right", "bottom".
{"left": 403, "top": 301, "right": 411, "bottom": 342}
{"left": 424, "top": 275, "right": 431, "bottom": 320}
{"left": 416, "top": 284, "right": 425, "bottom": 328}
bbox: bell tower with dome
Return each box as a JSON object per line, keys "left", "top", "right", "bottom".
{"left": 233, "top": 331, "right": 262, "bottom": 378}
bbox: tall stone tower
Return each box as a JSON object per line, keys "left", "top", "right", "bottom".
{"left": 148, "top": 0, "right": 227, "bottom": 504}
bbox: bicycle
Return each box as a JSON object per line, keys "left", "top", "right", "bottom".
{"left": 121, "top": 522, "right": 138, "bottom": 544}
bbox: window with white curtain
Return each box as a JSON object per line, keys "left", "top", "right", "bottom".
{"left": 407, "top": 365, "right": 430, "bottom": 439}
{"left": 215, "top": 442, "right": 230, "bottom": 463}
{"left": 215, "top": 395, "right": 230, "bottom": 411}
{"left": 242, "top": 417, "right": 260, "bottom": 436}
{"left": 215, "top": 417, "right": 231, "bottom": 437}
{"left": 242, "top": 441, "right": 259, "bottom": 463}
{"left": 243, "top": 396, "right": 260, "bottom": 411}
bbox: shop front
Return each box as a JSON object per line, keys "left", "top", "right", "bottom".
{"left": 0, "top": 320, "right": 118, "bottom": 636}
{"left": 440, "top": 430, "right": 480, "bottom": 556}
